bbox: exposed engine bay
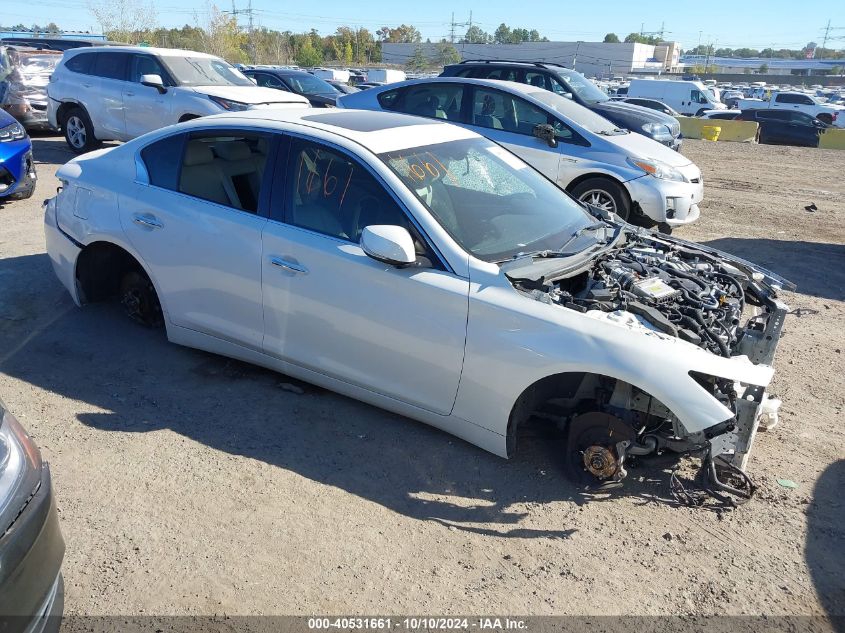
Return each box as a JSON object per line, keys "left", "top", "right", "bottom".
{"left": 505, "top": 226, "right": 792, "bottom": 506}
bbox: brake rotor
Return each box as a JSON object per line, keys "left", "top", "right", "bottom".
{"left": 583, "top": 445, "right": 619, "bottom": 479}
{"left": 566, "top": 411, "right": 637, "bottom": 484}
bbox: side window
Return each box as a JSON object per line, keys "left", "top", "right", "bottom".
{"left": 471, "top": 88, "right": 552, "bottom": 135}
{"left": 141, "top": 133, "right": 186, "bottom": 190}
{"left": 65, "top": 53, "right": 93, "bottom": 75}
{"left": 393, "top": 84, "right": 463, "bottom": 121}
{"left": 129, "top": 55, "right": 169, "bottom": 84}
{"left": 487, "top": 68, "right": 519, "bottom": 81}
{"left": 177, "top": 132, "right": 270, "bottom": 212}
{"left": 548, "top": 76, "right": 572, "bottom": 97}
{"left": 254, "top": 73, "right": 285, "bottom": 89}
{"left": 691, "top": 90, "right": 709, "bottom": 104}
{"left": 285, "top": 138, "right": 412, "bottom": 243}
{"left": 774, "top": 93, "right": 793, "bottom": 103}
{"left": 512, "top": 96, "right": 552, "bottom": 132}
{"left": 799, "top": 95, "right": 815, "bottom": 105}
{"left": 377, "top": 88, "right": 401, "bottom": 110}
{"left": 93, "top": 52, "right": 128, "bottom": 81}
{"left": 790, "top": 112, "right": 814, "bottom": 124}
{"left": 524, "top": 71, "right": 549, "bottom": 90}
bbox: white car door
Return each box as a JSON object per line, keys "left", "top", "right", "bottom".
{"left": 260, "top": 135, "right": 469, "bottom": 414}
{"left": 463, "top": 87, "right": 567, "bottom": 185}
{"left": 123, "top": 54, "right": 174, "bottom": 138}
{"left": 119, "top": 129, "right": 272, "bottom": 349}
{"left": 90, "top": 51, "right": 128, "bottom": 140}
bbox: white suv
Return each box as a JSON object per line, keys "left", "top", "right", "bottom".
{"left": 47, "top": 46, "right": 310, "bottom": 152}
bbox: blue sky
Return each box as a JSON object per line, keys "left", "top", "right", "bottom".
{"left": 5, "top": 0, "right": 841, "bottom": 50}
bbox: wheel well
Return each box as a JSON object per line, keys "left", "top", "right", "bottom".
{"left": 75, "top": 242, "right": 146, "bottom": 304}
{"left": 505, "top": 372, "right": 653, "bottom": 458}
{"left": 565, "top": 173, "right": 628, "bottom": 200}
{"left": 179, "top": 114, "right": 200, "bottom": 122}
{"left": 56, "top": 102, "right": 86, "bottom": 129}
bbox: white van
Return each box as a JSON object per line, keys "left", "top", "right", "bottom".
{"left": 627, "top": 79, "right": 726, "bottom": 116}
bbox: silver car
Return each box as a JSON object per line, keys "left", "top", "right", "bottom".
{"left": 338, "top": 78, "right": 703, "bottom": 231}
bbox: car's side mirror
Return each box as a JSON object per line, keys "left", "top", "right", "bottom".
{"left": 533, "top": 123, "right": 558, "bottom": 148}
{"left": 141, "top": 74, "right": 166, "bottom": 94}
{"left": 360, "top": 225, "right": 416, "bottom": 266}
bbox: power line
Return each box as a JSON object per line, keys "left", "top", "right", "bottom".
{"left": 225, "top": 0, "right": 255, "bottom": 63}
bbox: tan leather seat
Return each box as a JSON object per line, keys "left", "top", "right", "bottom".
{"left": 179, "top": 141, "right": 230, "bottom": 206}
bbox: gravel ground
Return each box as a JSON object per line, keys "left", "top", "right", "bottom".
{"left": 0, "top": 135, "right": 843, "bottom": 620}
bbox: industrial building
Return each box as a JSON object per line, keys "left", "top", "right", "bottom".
{"left": 381, "top": 41, "right": 682, "bottom": 78}
{"left": 681, "top": 55, "right": 845, "bottom": 76}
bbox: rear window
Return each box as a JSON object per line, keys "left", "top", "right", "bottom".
{"left": 141, "top": 133, "right": 186, "bottom": 191}
{"left": 65, "top": 52, "right": 93, "bottom": 74}
{"left": 93, "top": 52, "right": 128, "bottom": 80}
{"left": 377, "top": 89, "right": 402, "bottom": 110}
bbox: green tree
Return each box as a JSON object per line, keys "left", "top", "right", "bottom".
{"left": 603, "top": 33, "right": 620, "bottom": 43}
{"left": 758, "top": 63, "right": 769, "bottom": 74}
{"left": 406, "top": 43, "right": 428, "bottom": 71}
{"left": 343, "top": 41, "right": 354, "bottom": 64}
{"left": 435, "top": 41, "right": 460, "bottom": 66}
{"left": 296, "top": 37, "right": 323, "bottom": 67}
{"left": 493, "top": 23, "right": 511, "bottom": 44}
{"left": 377, "top": 24, "right": 421, "bottom": 43}
{"left": 462, "top": 25, "right": 490, "bottom": 44}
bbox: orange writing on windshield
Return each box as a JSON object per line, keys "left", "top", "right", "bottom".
{"left": 387, "top": 151, "right": 456, "bottom": 186}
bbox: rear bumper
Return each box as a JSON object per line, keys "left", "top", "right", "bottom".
{"left": 0, "top": 464, "right": 65, "bottom": 632}
{"left": 44, "top": 197, "right": 83, "bottom": 305}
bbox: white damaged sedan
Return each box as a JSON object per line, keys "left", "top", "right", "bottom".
{"left": 44, "top": 109, "right": 790, "bottom": 501}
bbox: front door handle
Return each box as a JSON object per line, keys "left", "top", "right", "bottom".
{"left": 125, "top": 91, "right": 135, "bottom": 97}
{"left": 132, "top": 214, "right": 163, "bottom": 229}
{"left": 270, "top": 256, "right": 308, "bottom": 274}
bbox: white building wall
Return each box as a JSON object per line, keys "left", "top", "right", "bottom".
{"left": 381, "top": 41, "right": 680, "bottom": 78}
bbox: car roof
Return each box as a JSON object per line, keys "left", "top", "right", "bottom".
{"left": 66, "top": 46, "right": 218, "bottom": 59}
{"left": 245, "top": 68, "right": 312, "bottom": 77}
{"left": 369, "top": 76, "right": 550, "bottom": 99}
{"left": 182, "top": 108, "right": 478, "bottom": 154}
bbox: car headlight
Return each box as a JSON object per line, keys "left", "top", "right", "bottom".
{"left": 641, "top": 122, "right": 673, "bottom": 140}
{"left": 627, "top": 157, "right": 688, "bottom": 182}
{"left": 207, "top": 96, "right": 250, "bottom": 112}
{"left": 0, "top": 407, "right": 40, "bottom": 523}
{"left": 0, "top": 121, "right": 26, "bottom": 142}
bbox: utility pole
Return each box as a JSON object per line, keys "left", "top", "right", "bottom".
{"left": 821, "top": 19, "right": 831, "bottom": 58}
{"left": 226, "top": 0, "right": 256, "bottom": 63}
{"left": 450, "top": 11, "right": 472, "bottom": 48}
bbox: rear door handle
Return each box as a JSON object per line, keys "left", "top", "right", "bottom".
{"left": 132, "top": 214, "right": 163, "bottom": 229}
{"left": 125, "top": 91, "right": 135, "bottom": 97}
{"left": 270, "top": 256, "right": 308, "bottom": 274}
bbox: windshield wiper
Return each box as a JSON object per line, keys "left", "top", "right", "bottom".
{"left": 511, "top": 222, "right": 609, "bottom": 261}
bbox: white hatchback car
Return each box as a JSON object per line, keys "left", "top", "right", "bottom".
{"left": 47, "top": 46, "right": 310, "bottom": 153}
{"left": 44, "top": 109, "right": 789, "bottom": 499}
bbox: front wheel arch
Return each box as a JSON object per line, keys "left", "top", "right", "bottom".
{"left": 505, "top": 371, "right": 673, "bottom": 459}
{"left": 567, "top": 174, "right": 632, "bottom": 221}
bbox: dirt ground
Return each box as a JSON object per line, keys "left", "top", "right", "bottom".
{"left": 0, "top": 136, "right": 843, "bottom": 620}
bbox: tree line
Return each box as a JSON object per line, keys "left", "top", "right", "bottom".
{"left": 2, "top": 8, "right": 548, "bottom": 69}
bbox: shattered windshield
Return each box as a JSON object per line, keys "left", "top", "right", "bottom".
{"left": 379, "top": 138, "right": 592, "bottom": 263}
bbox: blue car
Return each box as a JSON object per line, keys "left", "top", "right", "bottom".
{"left": 0, "top": 108, "right": 36, "bottom": 201}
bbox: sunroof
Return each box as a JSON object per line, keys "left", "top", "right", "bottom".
{"left": 301, "top": 110, "right": 434, "bottom": 132}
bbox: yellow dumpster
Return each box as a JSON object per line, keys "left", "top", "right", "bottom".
{"left": 701, "top": 125, "right": 721, "bottom": 141}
